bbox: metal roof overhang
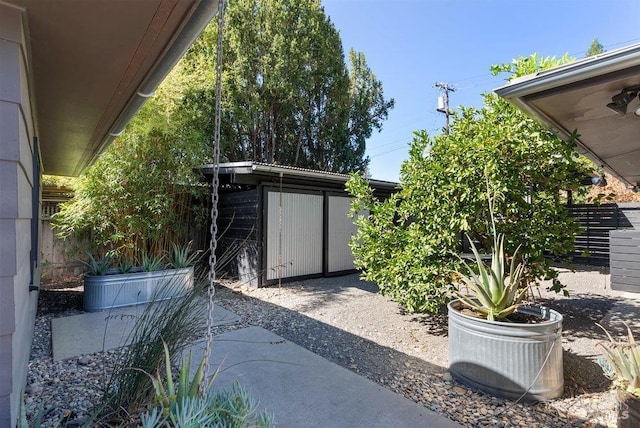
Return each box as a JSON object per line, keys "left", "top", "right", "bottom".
{"left": 5, "top": 0, "right": 219, "bottom": 176}
{"left": 201, "top": 161, "right": 399, "bottom": 196}
{"left": 495, "top": 43, "right": 640, "bottom": 189}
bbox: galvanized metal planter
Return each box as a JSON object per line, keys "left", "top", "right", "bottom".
{"left": 448, "top": 299, "right": 564, "bottom": 402}
{"left": 83, "top": 267, "right": 194, "bottom": 312}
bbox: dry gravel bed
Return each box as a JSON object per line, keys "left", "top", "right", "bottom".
{"left": 26, "top": 266, "right": 636, "bottom": 427}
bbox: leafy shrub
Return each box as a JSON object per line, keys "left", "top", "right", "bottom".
{"left": 347, "top": 54, "right": 594, "bottom": 314}
{"left": 51, "top": 90, "right": 210, "bottom": 263}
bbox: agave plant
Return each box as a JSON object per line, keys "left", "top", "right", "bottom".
{"left": 597, "top": 323, "right": 640, "bottom": 398}
{"left": 169, "top": 242, "right": 202, "bottom": 269}
{"left": 150, "top": 340, "right": 212, "bottom": 415}
{"left": 453, "top": 177, "right": 528, "bottom": 321}
{"left": 142, "top": 251, "right": 166, "bottom": 272}
{"left": 80, "top": 251, "right": 114, "bottom": 276}
{"left": 454, "top": 232, "right": 527, "bottom": 321}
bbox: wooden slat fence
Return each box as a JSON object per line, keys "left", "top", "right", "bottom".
{"left": 567, "top": 203, "right": 640, "bottom": 266}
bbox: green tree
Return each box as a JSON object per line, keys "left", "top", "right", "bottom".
{"left": 181, "top": 0, "right": 393, "bottom": 173}
{"left": 586, "top": 38, "right": 605, "bottom": 57}
{"left": 347, "top": 54, "right": 594, "bottom": 314}
{"left": 53, "top": 82, "right": 210, "bottom": 259}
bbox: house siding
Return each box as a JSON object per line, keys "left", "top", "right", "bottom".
{"left": 0, "top": 4, "right": 39, "bottom": 426}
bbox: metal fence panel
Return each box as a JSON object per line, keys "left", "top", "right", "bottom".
{"left": 266, "top": 191, "right": 323, "bottom": 280}
{"left": 327, "top": 196, "right": 357, "bottom": 273}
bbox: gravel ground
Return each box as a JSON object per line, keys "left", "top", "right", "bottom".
{"left": 25, "top": 266, "right": 637, "bottom": 427}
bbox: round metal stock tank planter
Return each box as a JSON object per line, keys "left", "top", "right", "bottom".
{"left": 448, "top": 299, "right": 564, "bottom": 402}
{"left": 83, "top": 267, "right": 194, "bottom": 312}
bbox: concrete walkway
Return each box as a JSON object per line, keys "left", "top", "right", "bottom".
{"left": 50, "top": 304, "right": 240, "bottom": 361}
{"left": 51, "top": 305, "right": 460, "bottom": 427}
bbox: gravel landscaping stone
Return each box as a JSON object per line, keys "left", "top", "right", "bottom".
{"left": 25, "top": 266, "right": 637, "bottom": 427}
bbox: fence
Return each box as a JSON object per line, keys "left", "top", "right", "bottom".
{"left": 567, "top": 203, "right": 640, "bottom": 266}
{"left": 40, "top": 186, "right": 86, "bottom": 281}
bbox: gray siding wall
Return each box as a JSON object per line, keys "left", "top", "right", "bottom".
{"left": 0, "top": 4, "right": 39, "bottom": 425}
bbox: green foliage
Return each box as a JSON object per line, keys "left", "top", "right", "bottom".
{"left": 182, "top": 0, "right": 393, "bottom": 173}
{"left": 52, "top": 91, "right": 210, "bottom": 260}
{"left": 142, "top": 252, "right": 166, "bottom": 272}
{"left": 80, "top": 251, "right": 114, "bottom": 276}
{"left": 98, "top": 278, "right": 208, "bottom": 419}
{"left": 139, "top": 382, "right": 272, "bottom": 428}
{"left": 139, "top": 341, "right": 271, "bottom": 427}
{"left": 118, "top": 253, "right": 135, "bottom": 274}
{"left": 169, "top": 242, "right": 202, "bottom": 269}
{"left": 586, "top": 38, "right": 605, "bottom": 57}
{"left": 348, "top": 54, "right": 595, "bottom": 313}
{"left": 148, "top": 340, "right": 211, "bottom": 415}
{"left": 597, "top": 323, "right": 640, "bottom": 398}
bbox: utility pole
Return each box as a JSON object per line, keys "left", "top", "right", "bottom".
{"left": 435, "top": 82, "right": 455, "bottom": 134}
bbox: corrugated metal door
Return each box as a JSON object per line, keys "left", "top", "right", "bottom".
{"left": 266, "top": 190, "right": 323, "bottom": 280}
{"left": 327, "top": 195, "right": 357, "bottom": 273}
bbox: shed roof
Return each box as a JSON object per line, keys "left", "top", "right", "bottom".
{"left": 201, "top": 162, "right": 398, "bottom": 195}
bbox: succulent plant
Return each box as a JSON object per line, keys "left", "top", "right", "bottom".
{"left": 597, "top": 323, "right": 640, "bottom": 398}
{"left": 454, "top": 232, "right": 526, "bottom": 321}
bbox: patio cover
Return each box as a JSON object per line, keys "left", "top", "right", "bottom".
{"left": 3, "top": 0, "right": 220, "bottom": 176}
{"left": 495, "top": 43, "right": 640, "bottom": 190}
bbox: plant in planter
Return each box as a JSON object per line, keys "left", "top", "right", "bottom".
{"left": 597, "top": 323, "right": 640, "bottom": 427}
{"left": 80, "top": 251, "right": 115, "bottom": 276}
{"left": 83, "top": 245, "right": 196, "bottom": 312}
{"left": 453, "top": 231, "right": 526, "bottom": 322}
{"left": 448, "top": 191, "right": 564, "bottom": 401}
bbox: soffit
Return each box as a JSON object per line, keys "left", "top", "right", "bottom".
{"left": 496, "top": 44, "right": 640, "bottom": 189}
{"left": 5, "top": 0, "right": 217, "bottom": 176}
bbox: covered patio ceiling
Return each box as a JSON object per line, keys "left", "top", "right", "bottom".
{"left": 4, "top": 0, "right": 219, "bottom": 176}
{"left": 495, "top": 43, "right": 640, "bottom": 190}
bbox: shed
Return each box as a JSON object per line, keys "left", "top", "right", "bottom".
{"left": 201, "top": 162, "right": 397, "bottom": 287}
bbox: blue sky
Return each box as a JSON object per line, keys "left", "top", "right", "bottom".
{"left": 322, "top": 0, "right": 640, "bottom": 182}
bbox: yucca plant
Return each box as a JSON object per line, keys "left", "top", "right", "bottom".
{"left": 597, "top": 323, "right": 640, "bottom": 398}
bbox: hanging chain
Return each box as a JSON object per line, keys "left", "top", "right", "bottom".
{"left": 203, "top": 0, "right": 226, "bottom": 387}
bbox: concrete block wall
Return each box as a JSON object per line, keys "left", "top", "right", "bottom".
{"left": 0, "top": 4, "right": 40, "bottom": 425}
